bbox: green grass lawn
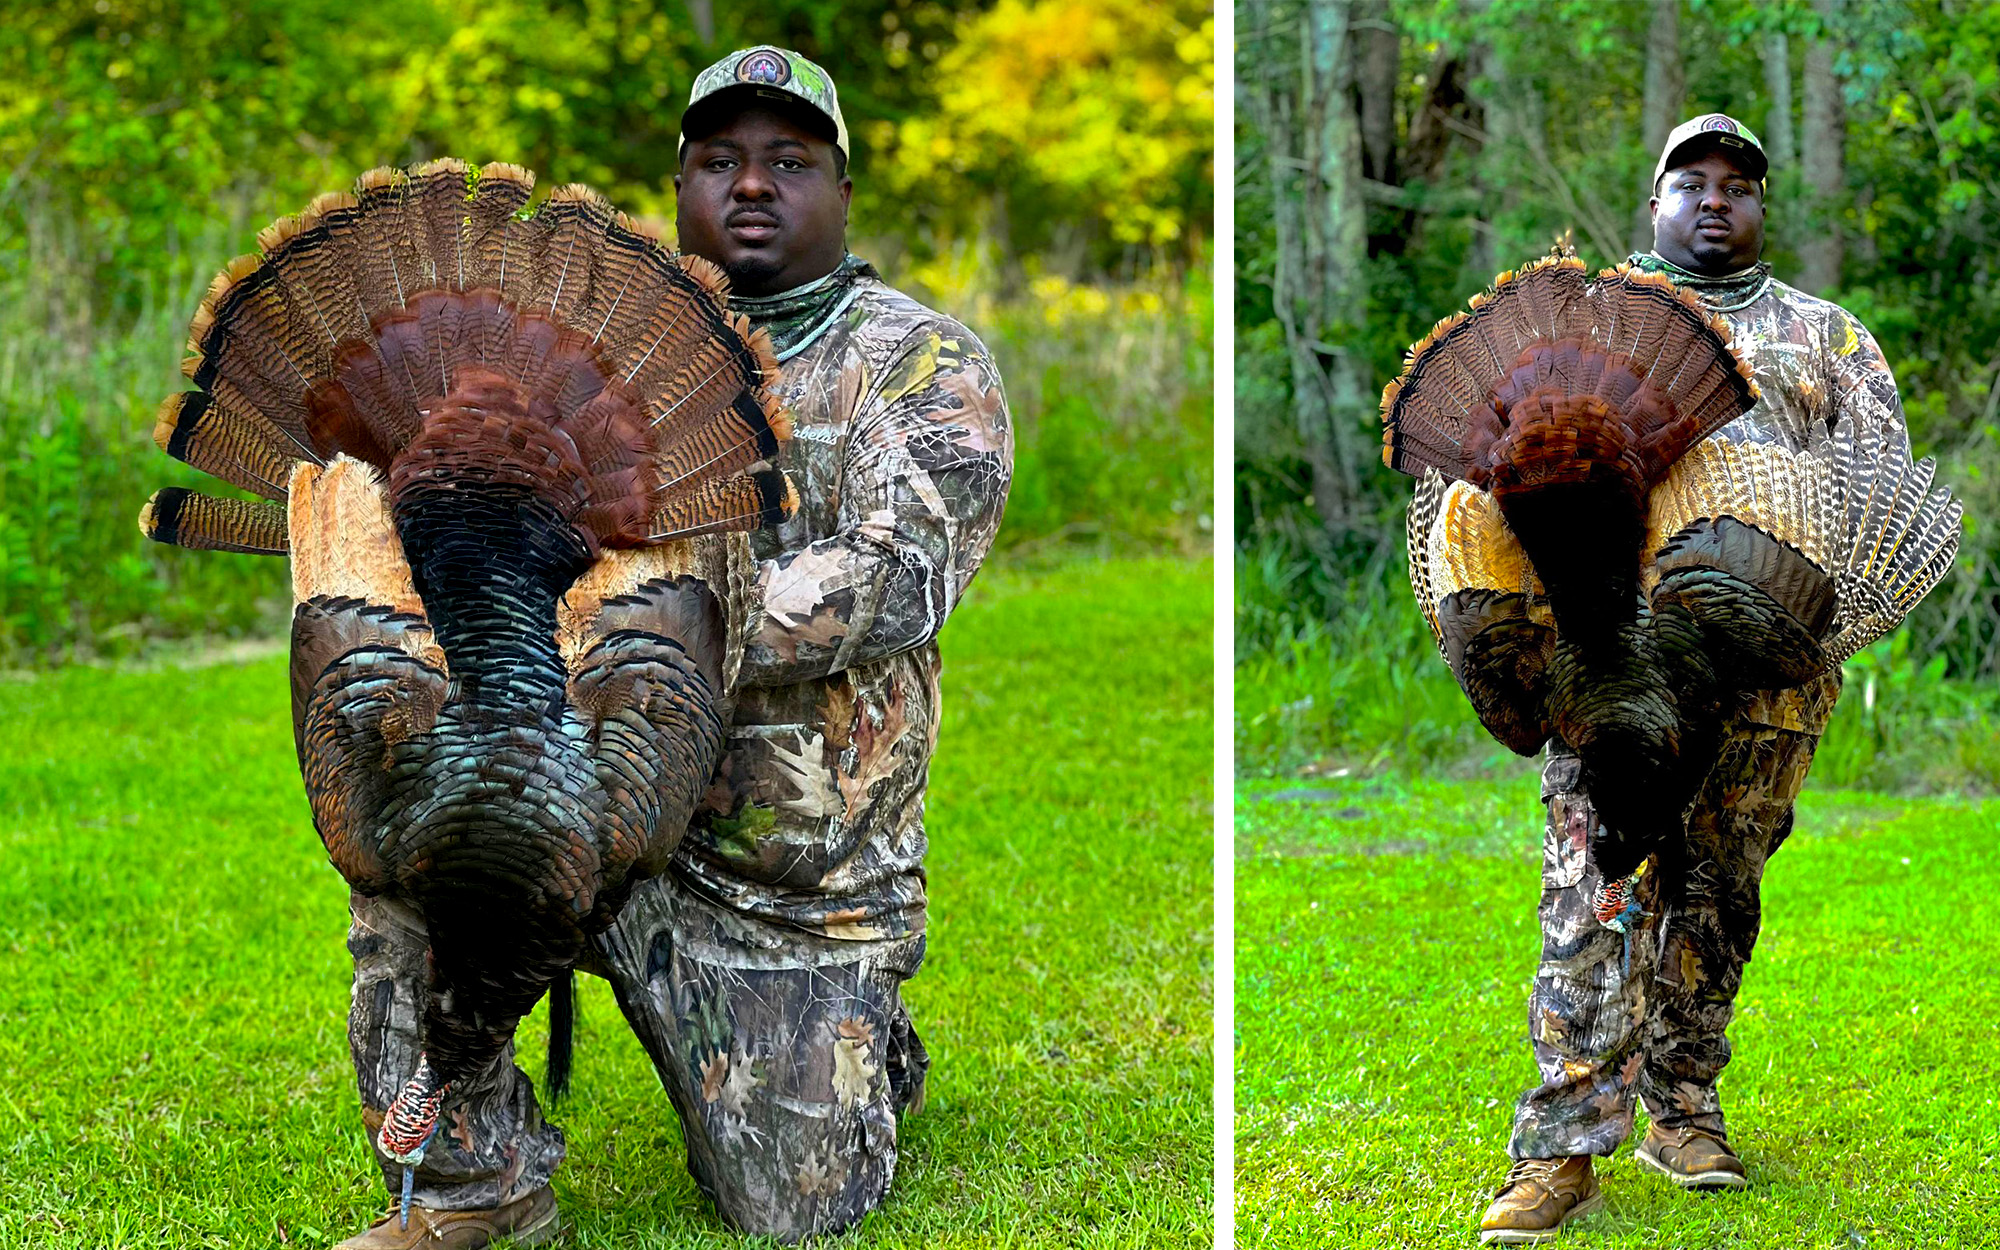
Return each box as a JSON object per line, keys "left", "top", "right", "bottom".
{"left": 1235, "top": 771, "right": 2000, "bottom": 1248}
{"left": 0, "top": 555, "right": 1213, "bottom": 1249}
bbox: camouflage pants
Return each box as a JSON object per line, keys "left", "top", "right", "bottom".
{"left": 1507, "top": 725, "right": 1818, "bottom": 1159}
{"left": 347, "top": 874, "right": 927, "bottom": 1243}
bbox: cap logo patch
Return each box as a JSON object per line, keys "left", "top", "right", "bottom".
{"left": 738, "top": 50, "right": 792, "bottom": 86}
{"left": 1700, "top": 115, "right": 1740, "bottom": 134}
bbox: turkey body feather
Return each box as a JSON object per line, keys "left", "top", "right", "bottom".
{"left": 139, "top": 160, "right": 792, "bottom": 1170}
{"left": 1389, "top": 249, "right": 1960, "bottom": 888}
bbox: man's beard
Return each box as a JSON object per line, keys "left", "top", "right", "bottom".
{"left": 723, "top": 255, "right": 786, "bottom": 296}
{"left": 1683, "top": 240, "right": 1739, "bottom": 275}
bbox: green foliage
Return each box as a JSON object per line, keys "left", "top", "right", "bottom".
{"left": 1236, "top": 775, "right": 2000, "bottom": 1246}
{"left": 0, "top": 0, "right": 1211, "bottom": 306}
{"left": 957, "top": 268, "right": 1215, "bottom": 553}
{"left": 0, "top": 3, "right": 1212, "bottom": 664}
{"left": 0, "top": 212, "right": 292, "bottom": 663}
{"left": 1234, "top": 545, "right": 1486, "bottom": 778}
{"left": 0, "top": 556, "right": 1213, "bottom": 1247}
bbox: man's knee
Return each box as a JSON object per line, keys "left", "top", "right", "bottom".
{"left": 692, "top": 1096, "right": 901, "bottom": 1243}
{"left": 666, "top": 959, "right": 921, "bottom": 1240}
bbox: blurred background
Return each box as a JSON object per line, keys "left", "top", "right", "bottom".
{"left": 1234, "top": 0, "right": 2000, "bottom": 790}
{"left": 0, "top": 0, "right": 1215, "bottom": 666}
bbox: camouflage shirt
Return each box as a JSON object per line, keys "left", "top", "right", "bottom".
{"left": 1631, "top": 253, "right": 1912, "bottom": 734}
{"left": 672, "top": 257, "right": 1013, "bottom": 947}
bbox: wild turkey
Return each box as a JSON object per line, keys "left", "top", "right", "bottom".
{"left": 138, "top": 159, "right": 793, "bottom": 1215}
{"left": 1384, "top": 248, "right": 1960, "bottom": 904}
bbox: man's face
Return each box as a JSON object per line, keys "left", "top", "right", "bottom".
{"left": 1649, "top": 148, "right": 1766, "bottom": 275}
{"left": 675, "top": 105, "right": 851, "bottom": 297}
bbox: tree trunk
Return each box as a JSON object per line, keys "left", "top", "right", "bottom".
{"left": 1466, "top": 15, "right": 1504, "bottom": 280}
{"left": 1354, "top": 0, "right": 1400, "bottom": 185}
{"left": 1403, "top": 46, "right": 1470, "bottom": 192}
{"left": 1633, "top": 0, "right": 1686, "bottom": 251}
{"left": 1799, "top": 0, "right": 1845, "bottom": 293}
{"left": 1241, "top": 0, "right": 1417, "bottom": 540}
{"left": 1296, "top": 0, "right": 1373, "bottom": 532}
{"left": 1761, "top": 30, "right": 1796, "bottom": 172}
{"left": 1381, "top": 42, "right": 1472, "bottom": 260}
{"left": 685, "top": 0, "right": 714, "bottom": 44}
{"left": 1236, "top": 0, "right": 1287, "bottom": 471}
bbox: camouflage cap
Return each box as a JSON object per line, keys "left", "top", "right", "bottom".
{"left": 1653, "top": 113, "right": 1768, "bottom": 192}
{"left": 680, "top": 46, "right": 849, "bottom": 160}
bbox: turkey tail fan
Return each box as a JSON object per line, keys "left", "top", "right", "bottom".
{"left": 1590, "top": 265, "right": 1760, "bottom": 469}
{"left": 648, "top": 465, "right": 799, "bottom": 543}
{"left": 1815, "top": 418, "right": 1964, "bottom": 663}
{"left": 141, "top": 159, "right": 796, "bottom": 556}
{"left": 1381, "top": 250, "right": 1590, "bottom": 480}
{"left": 1380, "top": 248, "right": 1759, "bottom": 492}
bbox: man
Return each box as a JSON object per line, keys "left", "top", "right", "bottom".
{"left": 1477, "top": 113, "right": 1913, "bottom": 1245}
{"left": 338, "top": 45, "right": 1013, "bottom": 1248}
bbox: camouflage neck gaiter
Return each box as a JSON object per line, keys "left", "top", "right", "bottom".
{"left": 730, "top": 253, "right": 874, "bottom": 362}
{"left": 1627, "top": 251, "right": 1774, "bottom": 313}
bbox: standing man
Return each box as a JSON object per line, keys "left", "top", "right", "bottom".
{"left": 338, "top": 45, "right": 1013, "bottom": 1248}
{"left": 1478, "top": 113, "right": 1913, "bottom": 1245}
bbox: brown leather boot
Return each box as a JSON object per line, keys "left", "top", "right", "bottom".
{"left": 1635, "top": 1123, "right": 1749, "bottom": 1190}
{"left": 1477, "top": 1156, "right": 1603, "bottom": 1245}
{"left": 331, "top": 1183, "right": 560, "bottom": 1248}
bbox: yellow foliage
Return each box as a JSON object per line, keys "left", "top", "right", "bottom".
{"left": 883, "top": 0, "right": 1214, "bottom": 249}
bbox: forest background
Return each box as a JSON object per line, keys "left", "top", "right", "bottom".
{"left": 1236, "top": 0, "right": 2000, "bottom": 790}
{"left": 0, "top": 0, "right": 1215, "bottom": 665}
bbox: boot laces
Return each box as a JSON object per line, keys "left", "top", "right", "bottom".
{"left": 1662, "top": 1123, "right": 1731, "bottom": 1151}
{"left": 1499, "top": 1156, "right": 1568, "bottom": 1195}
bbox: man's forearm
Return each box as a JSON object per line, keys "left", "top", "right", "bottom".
{"left": 736, "top": 516, "right": 962, "bottom": 687}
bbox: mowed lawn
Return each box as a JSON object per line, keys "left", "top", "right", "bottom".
{"left": 1236, "top": 772, "right": 2000, "bottom": 1249}
{"left": 0, "top": 556, "right": 1213, "bottom": 1249}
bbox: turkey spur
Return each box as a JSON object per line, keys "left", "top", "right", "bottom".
{"left": 140, "top": 160, "right": 793, "bottom": 1180}
{"left": 1386, "top": 248, "right": 1959, "bottom": 895}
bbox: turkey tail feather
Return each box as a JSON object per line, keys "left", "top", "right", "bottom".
{"left": 1816, "top": 419, "right": 1963, "bottom": 662}
{"left": 140, "top": 488, "right": 290, "bottom": 555}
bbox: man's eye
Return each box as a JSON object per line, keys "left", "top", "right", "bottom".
{"left": 774, "top": 158, "right": 805, "bottom": 170}
{"left": 706, "top": 158, "right": 736, "bottom": 171}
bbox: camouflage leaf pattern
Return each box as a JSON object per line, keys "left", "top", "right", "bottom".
{"left": 347, "top": 883, "right": 927, "bottom": 1241}
{"left": 676, "top": 263, "right": 1013, "bottom": 949}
